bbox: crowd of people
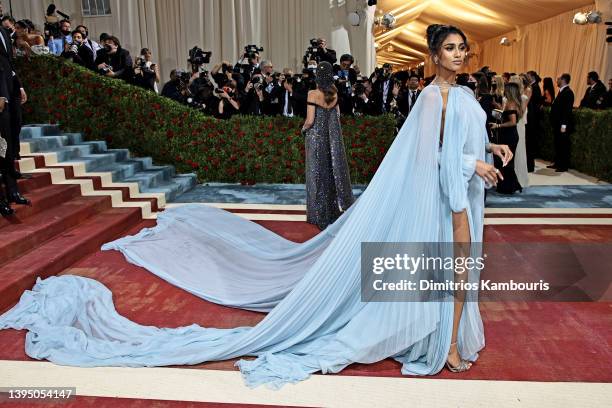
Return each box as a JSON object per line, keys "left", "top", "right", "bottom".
{"left": 0, "top": 3, "right": 611, "bottom": 217}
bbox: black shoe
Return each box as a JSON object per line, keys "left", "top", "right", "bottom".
{"left": 0, "top": 200, "right": 15, "bottom": 216}
{"left": 546, "top": 164, "right": 557, "bottom": 169}
{"left": 8, "top": 193, "right": 31, "bottom": 205}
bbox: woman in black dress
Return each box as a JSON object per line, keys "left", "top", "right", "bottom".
{"left": 301, "top": 61, "right": 354, "bottom": 230}
{"left": 489, "top": 82, "right": 523, "bottom": 194}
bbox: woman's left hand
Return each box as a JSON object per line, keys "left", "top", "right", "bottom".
{"left": 490, "top": 143, "right": 513, "bottom": 167}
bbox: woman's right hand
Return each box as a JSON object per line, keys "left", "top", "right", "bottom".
{"left": 475, "top": 160, "right": 502, "bottom": 186}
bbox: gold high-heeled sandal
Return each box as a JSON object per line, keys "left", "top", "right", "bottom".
{"left": 446, "top": 341, "right": 472, "bottom": 372}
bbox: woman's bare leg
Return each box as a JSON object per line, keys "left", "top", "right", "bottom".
{"left": 448, "top": 210, "right": 472, "bottom": 369}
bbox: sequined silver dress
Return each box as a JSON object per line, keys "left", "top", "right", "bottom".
{"left": 304, "top": 101, "right": 354, "bottom": 229}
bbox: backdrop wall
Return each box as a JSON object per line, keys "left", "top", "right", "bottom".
{"left": 11, "top": 0, "right": 377, "bottom": 85}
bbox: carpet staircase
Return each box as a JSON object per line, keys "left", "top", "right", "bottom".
{"left": 0, "top": 124, "right": 197, "bottom": 314}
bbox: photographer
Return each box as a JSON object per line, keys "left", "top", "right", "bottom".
{"left": 74, "top": 25, "right": 101, "bottom": 60}
{"left": 302, "top": 38, "right": 336, "bottom": 67}
{"left": 262, "top": 70, "right": 283, "bottom": 115}
{"left": 292, "top": 67, "right": 317, "bottom": 116}
{"left": 48, "top": 19, "right": 71, "bottom": 56}
{"left": 95, "top": 36, "right": 133, "bottom": 81}
{"left": 161, "top": 69, "right": 183, "bottom": 102}
{"left": 240, "top": 71, "right": 265, "bottom": 116}
{"left": 60, "top": 30, "right": 94, "bottom": 70}
{"left": 188, "top": 70, "right": 217, "bottom": 115}
{"left": 334, "top": 54, "right": 357, "bottom": 115}
{"left": 370, "top": 63, "right": 396, "bottom": 115}
{"left": 281, "top": 76, "right": 298, "bottom": 117}
{"left": 352, "top": 79, "right": 376, "bottom": 116}
{"left": 217, "top": 83, "right": 240, "bottom": 119}
{"left": 132, "top": 48, "right": 160, "bottom": 92}
{"left": 211, "top": 60, "right": 234, "bottom": 88}
{"left": 235, "top": 45, "right": 262, "bottom": 80}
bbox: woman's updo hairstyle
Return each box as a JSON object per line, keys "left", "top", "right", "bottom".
{"left": 426, "top": 24, "right": 469, "bottom": 57}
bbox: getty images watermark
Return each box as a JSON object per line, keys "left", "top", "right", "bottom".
{"left": 360, "top": 242, "right": 611, "bottom": 302}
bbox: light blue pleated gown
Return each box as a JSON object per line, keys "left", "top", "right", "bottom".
{"left": 0, "top": 83, "right": 490, "bottom": 389}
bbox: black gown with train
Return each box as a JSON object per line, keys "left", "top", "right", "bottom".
{"left": 493, "top": 109, "right": 522, "bottom": 194}
{"left": 304, "top": 100, "right": 354, "bottom": 229}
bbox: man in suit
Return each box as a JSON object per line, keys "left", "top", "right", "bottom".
{"left": 397, "top": 74, "right": 421, "bottom": 118}
{"left": 0, "top": 25, "right": 29, "bottom": 215}
{"left": 526, "top": 70, "right": 543, "bottom": 172}
{"left": 334, "top": 54, "right": 358, "bottom": 115}
{"left": 281, "top": 76, "right": 298, "bottom": 117}
{"left": 549, "top": 73, "right": 575, "bottom": 172}
{"left": 579, "top": 71, "right": 607, "bottom": 110}
{"left": 370, "top": 63, "right": 395, "bottom": 115}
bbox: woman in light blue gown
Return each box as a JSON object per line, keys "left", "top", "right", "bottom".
{"left": 0, "top": 25, "right": 513, "bottom": 389}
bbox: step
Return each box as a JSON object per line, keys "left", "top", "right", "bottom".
{"left": 143, "top": 175, "right": 198, "bottom": 202}
{"left": 19, "top": 125, "right": 197, "bottom": 203}
{"left": 0, "top": 183, "right": 82, "bottom": 228}
{"left": 0, "top": 195, "right": 112, "bottom": 266}
{"left": 0, "top": 206, "right": 143, "bottom": 314}
{"left": 16, "top": 172, "right": 52, "bottom": 194}
{"left": 123, "top": 167, "right": 176, "bottom": 190}
{"left": 19, "top": 125, "right": 62, "bottom": 139}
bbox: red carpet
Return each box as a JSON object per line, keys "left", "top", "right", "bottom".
{"left": 1, "top": 219, "right": 610, "bottom": 383}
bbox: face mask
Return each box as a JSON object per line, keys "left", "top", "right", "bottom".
{"left": 104, "top": 44, "right": 113, "bottom": 52}
{"left": 308, "top": 65, "right": 317, "bottom": 70}
{"left": 61, "top": 28, "right": 71, "bottom": 36}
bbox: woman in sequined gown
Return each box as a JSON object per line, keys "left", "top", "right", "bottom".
{"left": 301, "top": 61, "right": 354, "bottom": 230}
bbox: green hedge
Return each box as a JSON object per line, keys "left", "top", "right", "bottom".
{"left": 17, "top": 55, "right": 395, "bottom": 184}
{"left": 539, "top": 107, "right": 612, "bottom": 181}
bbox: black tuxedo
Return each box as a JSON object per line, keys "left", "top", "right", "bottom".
{"left": 0, "top": 26, "right": 23, "bottom": 198}
{"left": 579, "top": 80, "right": 606, "bottom": 109}
{"left": 372, "top": 78, "right": 395, "bottom": 115}
{"left": 281, "top": 89, "right": 298, "bottom": 117}
{"left": 262, "top": 81, "right": 283, "bottom": 116}
{"left": 550, "top": 86, "right": 575, "bottom": 170}
{"left": 397, "top": 88, "right": 421, "bottom": 117}
{"left": 525, "top": 82, "right": 543, "bottom": 172}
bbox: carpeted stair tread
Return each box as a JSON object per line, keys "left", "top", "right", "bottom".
{"left": 0, "top": 195, "right": 112, "bottom": 266}
{"left": 0, "top": 206, "right": 143, "bottom": 314}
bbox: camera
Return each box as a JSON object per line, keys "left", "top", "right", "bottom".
{"left": 303, "top": 38, "right": 326, "bottom": 67}
{"left": 374, "top": 64, "right": 392, "bottom": 79}
{"left": 244, "top": 44, "right": 263, "bottom": 60}
{"left": 188, "top": 46, "right": 212, "bottom": 66}
{"left": 310, "top": 38, "right": 323, "bottom": 47}
{"left": 135, "top": 57, "right": 155, "bottom": 74}
{"left": 176, "top": 69, "right": 191, "bottom": 85}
